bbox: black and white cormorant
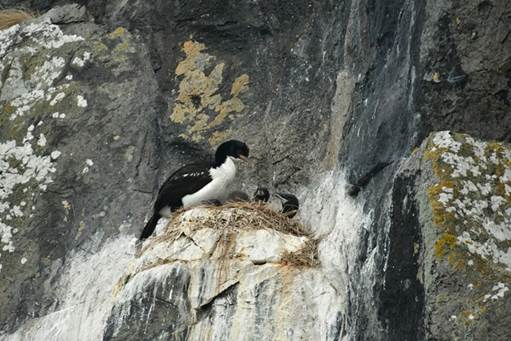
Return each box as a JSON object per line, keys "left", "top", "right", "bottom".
{"left": 275, "top": 193, "right": 299, "bottom": 218}
{"left": 140, "top": 140, "right": 249, "bottom": 239}
{"left": 253, "top": 187, "right": 270, "bottom": 203}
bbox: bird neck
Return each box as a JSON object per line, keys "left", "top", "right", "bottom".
{"left": 213, "top": 154, "right": 226, "bottom": 167}
{"left": 210, "top": 157, "right": 237, "bottom": 181}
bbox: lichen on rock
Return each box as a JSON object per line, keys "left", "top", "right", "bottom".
{"left": 411, "top": 131, "right": 511, "bottom": 334}
{"left": 170, "top": 40, "right": 250, "bottom": 145}
{"left": 425, "top": 131, "right": 511, "bottom": 274}
{"left": 0, "top": 19, "right": 86, "bottom": 271}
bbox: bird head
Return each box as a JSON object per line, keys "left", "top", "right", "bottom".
{"left": 275, "top": 192, "right": 299, "bottom": 218}
{"left": 215, "top": 140, "right": 249, "bottom": 165}
{"left": 253, "top": 187, "right": 270, "bottom": 203}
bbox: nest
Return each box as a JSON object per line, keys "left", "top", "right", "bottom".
{"left": 281, "top": 239, "right": 320, "bottom": 267}
{"left": 0, "top": 9, "right": 33, "bottom": 30}
{"left": 142, "top": 202, "right": 320, "bottom": 267}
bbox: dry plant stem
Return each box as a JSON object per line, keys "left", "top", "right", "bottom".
{"left": 0, "top": 9, "right": 33, "bottom": 30}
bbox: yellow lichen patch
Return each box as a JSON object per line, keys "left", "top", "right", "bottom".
{"left": 170, "top": 40, "right": 250, "bottom": 144}
{"left": 432, "top": 72, "right": 441, "bottom": 83}
{"left": 109, "top": 27, "right": 126, "bottom": 39}
{"left": 231, "top": 74, "right": 250, "bottom": 96}
{"left": 434, "top": 232, "right": 457, "bottom": 258}
{"left": 175, "top": 41, "right": 209, "bottom": 76}
{"left": 208, "top": 130, "right": 231, "bottom": 146}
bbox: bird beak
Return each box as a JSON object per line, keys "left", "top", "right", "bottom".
{"left": 239, "top": 155, "right": 249, "bottom": 162}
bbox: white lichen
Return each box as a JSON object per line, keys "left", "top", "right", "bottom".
{"left": 72, "top": 51, "right": 91, "bottom": 67}
{"left": 51, "top": 151, "right": 62, "bottom": 160}
{"left": 50, "top": 92, "right": 66, "bottom": 106}
{"left": 1, "top": 21, "right": 85, "bottom": 123}
{"left": 430, "top": 132, "right": 511, "bottom": 271}
{"left": 77, "top": 95, "right": 87, "bottom": 108}
{"left": 483, "top": 282, "right": 509, "bottom": 302}
{"left": 0, "top": 130, "right": 59, "bottom": 267}
{"left": 37, "top": 134, "right": 47, "bottom": 147}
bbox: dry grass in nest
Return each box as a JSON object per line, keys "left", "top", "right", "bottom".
{"left": 142, "top": 202, "right": 317, "bottom": 258}
{"left": 281, "top": 239, "right": 320, "bottom": 267}
{"left": 189, "top": 201, "right": 310, "bottom": 236}
{"left": 0, "top": 9, "right": 33, "bottom": 30}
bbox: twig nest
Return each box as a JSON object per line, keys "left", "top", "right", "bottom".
{"left": 138, "top": 202, "right": 319, "bottom": 269}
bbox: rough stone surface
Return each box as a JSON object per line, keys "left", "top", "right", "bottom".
{"left": 0, "top": 11, "right": 158, "bottom": 333}
{"left": 395, "top": 132, "right": 511, "bottom": 340}
{"left": 0, "top": 1, "right": 510, "bottom": 340}
{"left": 102, "top": 207, "right": 339, "bottom": 341}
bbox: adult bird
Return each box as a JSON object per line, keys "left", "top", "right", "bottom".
{"left": 275, "top": 193, "right": 299, "bottom": 218}
{"left": 253, "top": 187, "right": 270, "bottom": 203}
{"left": 140, "top": 140, "right": 249, "bottom": 239}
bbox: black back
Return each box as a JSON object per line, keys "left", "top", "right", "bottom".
{"left": 154, "top": 161, "right": 213, "bottom": 212}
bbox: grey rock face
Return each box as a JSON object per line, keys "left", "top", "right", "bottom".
{"left": 1, "top": 1, "right": 510, "bottom": 340}
{"left": 0, "top": 11, "right": 158, "bottom": 333}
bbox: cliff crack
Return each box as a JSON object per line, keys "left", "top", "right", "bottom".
{"left": 195, "top": 280, "right": 239, "bottom": 321}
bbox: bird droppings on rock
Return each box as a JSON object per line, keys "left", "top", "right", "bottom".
{"left": 105, "top": 204, "right": 339, "bottom": 340}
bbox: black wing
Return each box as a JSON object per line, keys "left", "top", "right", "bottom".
{"left": 153, "top": 161, "right": 213, "bottom": 212}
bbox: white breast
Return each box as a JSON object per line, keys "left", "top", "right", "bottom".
{"left": 181, "top": 157, "right": 237, "bottom": 208}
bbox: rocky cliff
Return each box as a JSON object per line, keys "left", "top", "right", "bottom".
{"left": 0, "top": 1, "right": 510, "bottom": 340}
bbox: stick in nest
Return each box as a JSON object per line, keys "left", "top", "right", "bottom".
{"left": 141, "top": 201, "right": 312, "bottom": 253}
{"left": 280, "top": 239, "right": 320, "bottom": 267}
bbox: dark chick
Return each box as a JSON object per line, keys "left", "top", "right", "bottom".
{"left": 275, "top": 193, "right": 299, "bottom": 218}
{"left": 253, "top": 187, "right": 270, "bottom": 203}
